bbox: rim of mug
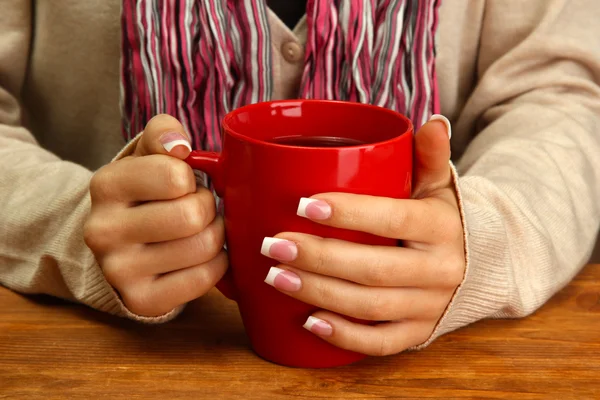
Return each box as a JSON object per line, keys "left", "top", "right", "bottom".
{"left": 221, "top": 99, "right": 414, "bottom": 151}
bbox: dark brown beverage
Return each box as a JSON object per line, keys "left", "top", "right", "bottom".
{"left": 270, "top": 135, "right": 365, "bottom": 148}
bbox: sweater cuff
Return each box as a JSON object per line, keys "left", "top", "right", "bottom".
{"left": 413, "top": 164, "right": 510, "bottom": 349}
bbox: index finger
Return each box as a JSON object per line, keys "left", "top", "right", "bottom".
{"left": 296, "top": 193, "right": 447, "bottom": 242}
{"left": 90, "top": 155, "right": 196, "bottom": 203}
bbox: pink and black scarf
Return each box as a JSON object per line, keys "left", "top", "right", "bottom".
{"left": 121, "top": 0, "right": 441, "bottom": 152}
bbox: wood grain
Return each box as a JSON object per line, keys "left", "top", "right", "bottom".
{"left": 1, "top": 265, "right": 599, "bottom": 400}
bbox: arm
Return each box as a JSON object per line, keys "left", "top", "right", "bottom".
{"left": 0, "top": 1, "right": 172, "bottom": 321}
{"left": 428, "top": 0, "right": 600, "bottom": 341}
{"left": 235, "top": 0, "right": 600, "bottom": 356}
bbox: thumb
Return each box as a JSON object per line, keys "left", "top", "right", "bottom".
{"left": 413, "top": 114, "right": 452, "bottom": 196}
{"left": 133, "top": 114, "right": 192, "bottom": 159}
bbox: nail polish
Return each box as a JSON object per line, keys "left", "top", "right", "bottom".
{"left": 264, "top": 267, "right": 302, "bottom": 292}
{"left": 261, "top": 238, "right": 298, "bottom": 262}
{"left": 160, "top": 132, "right": 192, "bottom": 152}
{"left": 429, "top": 114, "right": 452, "bottom": 139}
{"left": 303, "top": 316, "right": 333, "bottom": 337}
{"left": 297, "top": 198, "right": 332, "bottom": 220}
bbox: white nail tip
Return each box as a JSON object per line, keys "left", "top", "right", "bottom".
{"left": 429, "top": 114, "right": 452, "bottom": 139}
{"left": 163, "top": 139, "right": 192, "bottom": 152}
{"left": 303, "top": 316, "right": 324, "bottom": 331}
{"left": 260, "top": 237, "right": 287, "bottom": 257}
{"left": 264, "top": 266, "right": 284, "bottom": 286}
{"left": 297, "top": 197, "right": 317, "bottom": 218}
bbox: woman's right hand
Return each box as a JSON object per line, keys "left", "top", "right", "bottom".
{"left": 84, "top": 115, "right": 228, "bottom": 317}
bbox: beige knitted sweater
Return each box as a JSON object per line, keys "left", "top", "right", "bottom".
{"left": 1, "top": 0, "right": 599, "bottom": 343}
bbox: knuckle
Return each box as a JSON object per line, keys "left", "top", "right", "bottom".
{"left": 197, "top": 188, "right": 217, "bottom": 218}
{"left": 331, "top": 200, "right": 362, "bottom": 228}
{"left": 190, "top": 264, "right": 215, "bottom": 291}
{"left": 445, "top": 255, "right": 466, "bottom": 287}
{"left": 343, "top": 205, "right": 368, "bottom": 229}
{"left": 418, "top": 324, "right": 435, "bottom": 344}
{"left": 212, "top": 251, "right": 229, "bottom": 276}
{"left": 101, "top": 255, "right": 132, "bottom": 289}
{"left": 179, "top": 196, "right": 209, "bottom": 234}
{"left": 314, "top": 280, "right": 339, "bottom": 310}
{"left": 449, "top": 213, "right": 464, "bottom": 235}
{"left": 146, "top": 113, "right": 178, "bottom": 129}
{"left": 82, "top": 219, "right": 97, "bottom": 250}
{"left": 374, "top": 335, "right": 396, "bottom": 357}
{"left": 313, "top": 240, "right": 334, "bottom": 274}
{"left": 439, "top": 212, "right": 463, "bottom": 242}
{"left": 385, "top": 206, "right": 410, "bottom": 237}
{"left": 431, "top": 252, "right": 464, "bottom": 288}
{"left": 142, "top": 114, "right": 181, "bottom": 140}
{"left": 364, "top": 258, "right": 392, "bottom": 286}
{"left": 121, "top": 286, "right": 157, "bottom": 317}
{"left": 165, "top": 158, "right": 194, "bottom": 198}
{"left": 89, "top": 168, "right": 114, "bottom": 202}
{"left": 362, "top": 293, "right": 394, "bottom": 321}
{"left": 204, "top": 220, "right": 226, "bottom": 254}
{"left": 427, "top": 203, "right": 463, "bottom": 243}
{"left": 185, "top": 259, "right": 227, "bottom": 300}
{"left": 189, "top": 231, "right": 209, "bottom": 256}
{"left": 83, "top": 215, "right": 114, "bottom": 252}
{"left": 192, "top": 224, "right": 223, "bottom": 259}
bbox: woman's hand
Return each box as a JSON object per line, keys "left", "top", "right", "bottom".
{"left": 84, "top": 115, "right": 227, "bottom": 317}
{"left": 261, "top": 116, "right": 465, "bottom": 356}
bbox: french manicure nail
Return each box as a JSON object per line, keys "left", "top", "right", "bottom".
{"left": 303, "top": 316, "right": 333, "bottom": 337}
{"left": 429, "top": 114, "right": 452, "bottom": 139}
{"left": 160, "top": 132, "right": 192, "bottom": 153}
{"left": 297, "top": 198, "right": 332, "bottom": 220}
{"left": 264, "top": 267, "right": 302, "bottom": 292}
{"left": 261, "top": 237, "right": 298, "bottom": 262}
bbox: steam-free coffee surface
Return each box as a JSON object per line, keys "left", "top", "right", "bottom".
{"left": 270, "top": 136, "right": 365, "bottom": 148}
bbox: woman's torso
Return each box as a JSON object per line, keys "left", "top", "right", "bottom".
{"left": 21, "top": 0, "right": 483, "bottom": 170}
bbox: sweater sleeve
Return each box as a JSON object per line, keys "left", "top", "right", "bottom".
{"left": 421, "top": 0, "right": 600, "bottom": 345}
{"left": 0, "top": 1, "right": 178, "bottom": 323}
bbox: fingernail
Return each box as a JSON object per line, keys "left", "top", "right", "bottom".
{"left": 297, "top": 198, "right": 332, "bottom": 220}
{"left": 429, "top": 114, "right": 452, "bottom": 139}
{"left": 303, "top": 316, "right": 333, "bottom": 337}
{"left": 261, "top": 237, "right": 298, "bottom": 262}
{"left": 160, "top": 132, "right": 192, "bottom": 153}
{"left": 264, "top": 267, "right": 302, "bottom": 292}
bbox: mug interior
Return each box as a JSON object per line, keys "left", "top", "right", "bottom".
{"left": 222, "top": 100, "right": 412, "bottom": 147}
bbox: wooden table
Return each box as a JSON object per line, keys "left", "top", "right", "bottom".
{"left": 1, "top": 265, "right": 599, "bottom": 400}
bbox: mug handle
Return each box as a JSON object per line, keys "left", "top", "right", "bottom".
{"left": 184, "top": 151, "right": 237, "bottom": 302}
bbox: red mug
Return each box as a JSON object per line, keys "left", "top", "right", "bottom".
{"left": 185, "top": 100, "right": 413, "bottom": 368}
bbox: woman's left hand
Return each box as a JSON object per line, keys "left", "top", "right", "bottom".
{"left": 261, "top": 116, "right": 465, "bottom": 356}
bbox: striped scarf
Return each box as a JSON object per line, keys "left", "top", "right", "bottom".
{"left": 121, "top": 0, "right": 441, "bottom": 152}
